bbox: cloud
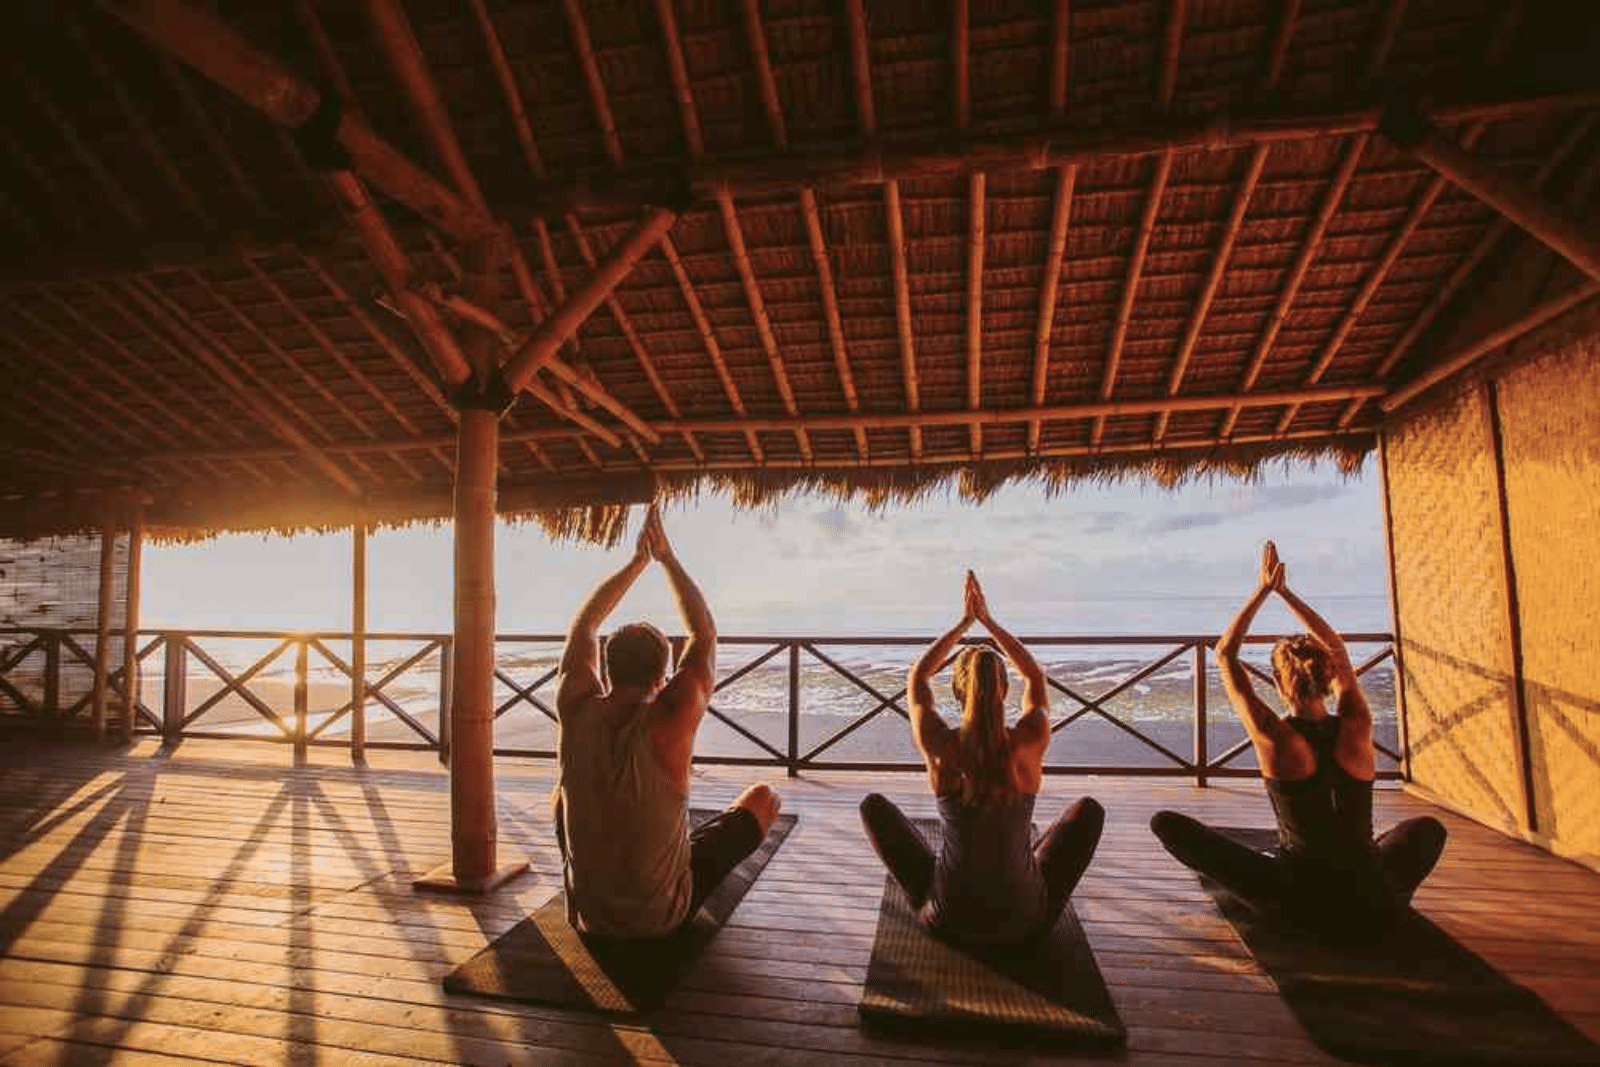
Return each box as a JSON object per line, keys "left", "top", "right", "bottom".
{"left": 810, "top": 507, "right": 858, "bottom": 541}
{"left": 1249, "top": 482, "right": 1352, "bottom": 512}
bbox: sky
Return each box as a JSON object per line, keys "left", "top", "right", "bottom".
{"left": 142, "top": 456, "right": 1392, "bottom": 638}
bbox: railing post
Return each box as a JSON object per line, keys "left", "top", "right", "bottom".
{"left": 43, "top": 630, "right": 60, "bottom": 716}
{"left": 351, "top": 522, "right": 368, "bottom": 763}
{"left": 437, "top": 638, "right": 454, "bottom": 766}
{"left": 293, "top": 637, "right": 309, "bottom": 760}
{"left": 1193, "top": 641, "right": 1208, "bottom": 788}
{"left": 787, "top": 642, "right": 800, "bottom": 778}
{"left": 163, "top": 636, "right": 186, "bottom": 743}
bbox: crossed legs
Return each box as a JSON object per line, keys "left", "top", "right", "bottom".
{"left": 858, "top": 793, "right": 1105, "bottom": 921}
{"left": 1149, "top": 810, "right": 1449, "bottom": 911}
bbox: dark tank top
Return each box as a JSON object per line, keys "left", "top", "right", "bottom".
{"left": 924, "top": 792, "right": 1049, "bottom": 946}
{"left": 1265, "top": 716, "right": 1395, "bottom": 916}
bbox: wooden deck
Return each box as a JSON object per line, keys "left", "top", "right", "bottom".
{"left": 0, "top": 737, "right": 1596, "bottom": 1067}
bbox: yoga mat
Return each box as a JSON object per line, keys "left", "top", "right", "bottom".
{"left": 858, "top": 818, "right": 1125, "bottom": 1048}
{"left": 1200, "top": 827, "right": 1599, "bottom": 1066}
{"left": 443, "top": 808, "right": 797, "bottom": 1014}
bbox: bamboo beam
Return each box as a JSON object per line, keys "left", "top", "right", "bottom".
{"left": 649, "top": 0, "right": 762, "bottom": 463}
{"left": 1155, "top": 146, "right": 1267, "bottom": 440}
{"left": 383, "top": 88, "right": 1599, "bottom": 223}
{"left": 326, "top": 172, "right": 474, "bottom": 386}
{"left": 91, "top": 520, "right": 116, "bottom": 742}
{"left": 364, "top": 0, "right": 601, "bottom": 406}
{"left": 120, "top": 512, "right": 143, "bottom": 744}
{"left": 151, "top": 383, "right": 1386, "bottom": 464}
{"left": 718, "top": 194, "right": 813, "bottom": 461}
{"left": 503, "top": 209, "right": 678, "bottom": 392}
{"left": 352, "top": 522, "right": 367, "bottom": 762}
{"left": 1274, "top": 125, "right": 1485, "bottom": 434}
{"left": 660, "top": 235, "right": 763, "bottom": 461}
{"left": 1383, "top": 106, "right": 1600, "bottom": 284}
{"left": 101, "top": 0, "right": 492, "bottom": 240}
{"left": 702, "top": 5, "right": 810, "bottom": 461}
{"left": 1380, "top": 282, "right": 1600, "bottom": 412}
{"left": 552, "top": 218, "right": 688, "bottom": 454}
{"left": 1096, "top": 150, "right": 1172, "bottom": 438}
{"left": 1029, "top": 0, "right": 1075, "bottom": 454}
{"left": 1095, "top": 0, "right": 1184, "bottom": 445}
{"left": 800, "top": 190, "right": 868, "bottom": 458}
{"left": 954, "top": 0, "right": 984, "bottom": 456}
{"left": 1157, "top": 0, "right": 1299, "bottom": 442}
{"left": 1221, "top": 134, "right": 1366, "bottom": 436}
{"left": 639, "top": 426, "right": 1374, "bottom": 473}
{"left": 846, "top": 0, "right": 920, "bottom": 460}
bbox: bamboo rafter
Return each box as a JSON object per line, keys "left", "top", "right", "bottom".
{"left": 955, "top": 0, "right": 986, "bottom": 457}
{"left": 1335, "top": 115, "right": 1598, "bottom": 429}
{"left": 739, "top": 0, "right": 865, "bottom": 460}
{"left": 102, "top": 0, "right": 492, "bottom": 240}
{"left": 846, "top": 0, "right": 921, "bottom": 461}
{"left": 695, "top": 4, "right": 811, "bottom": 462}
{"left": 362, "top": 0, "right": 606, "bottom": 445}
{"left": 1155, "top": 0, "right": 1301, "bottom": 442}
{"left": 1219, "top": 135, "right": 1367, "bottom": 437}
{"left": 114, "top": 278, "right": 361, "bottom": 493}
{"left": 1382, "top": 282, "right": 1600, "bottom": 412}
{"left": 1272, "top": 126, "right": 1486, "bottom": 435}
{"left": 1092, "top": 0, "right": 1185, "bottom": 446}
{"left": 1029, "top": 0, "right": 1075, "bottom": 454}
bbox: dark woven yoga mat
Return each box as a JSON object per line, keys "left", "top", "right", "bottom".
{"left": 858, "top": 818, "right": 1125, "bottom": 1048}
{"left": 443, "top": 809, "right": 797, "bottom": 1014}
{"left": 1201, "top": 827, "right": 1599, "bottom": 1066}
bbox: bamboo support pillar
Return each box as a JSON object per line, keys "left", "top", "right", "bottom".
{"left": 90, "top": 520, "right": 116, "bottom": 741}
{"left": 416, "top": 242, "right": 528, "bottom": 896}
{"left": 351, "top": 522, "right": 367, "bottom": 762}
{"left": 1381, "top": 98, "right": 1600, "bottom": 284}
{"left": 120, "top": 513, "right": 143, "bottom": 743}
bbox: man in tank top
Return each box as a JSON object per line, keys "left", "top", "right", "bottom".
{"left": 554, "top": 504, "right": 781, "bottom": 938}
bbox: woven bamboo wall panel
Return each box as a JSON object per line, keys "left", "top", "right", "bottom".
{"left": 0, "top": 536, "right": 128, "bottom": 715}
{"left": 1496, "top": 318, "right": 1600, "bottom": 866}
{"left": 1386, "top": 386, "right": 1525, "bottom": 828}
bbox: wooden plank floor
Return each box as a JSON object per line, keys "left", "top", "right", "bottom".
{"left": 0, "top": 737, "right": 1596, "bottom": 1067}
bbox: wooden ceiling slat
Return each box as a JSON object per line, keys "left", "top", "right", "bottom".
{"left": 116, "top": 278, "right": 362, "bottom": 494}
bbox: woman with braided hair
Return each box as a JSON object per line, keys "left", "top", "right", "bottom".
{"left": 859, "top": 572, "right": 1104, "bottom": 948}
{"left": 1150, "top": 542, "right": 1447, "bottom": 932}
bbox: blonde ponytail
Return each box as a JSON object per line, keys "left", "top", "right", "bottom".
{"left": 952, "top": 647, "right": 1011, "bottom": 807}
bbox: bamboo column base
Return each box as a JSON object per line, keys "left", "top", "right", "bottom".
{"left": 413, "top": 858, "right": 530, "bottom": 896}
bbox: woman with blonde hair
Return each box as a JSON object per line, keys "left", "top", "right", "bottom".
{"left": 1150, "top": 542, "right": 1446, "bottom": 930}
{"left": 860, "top": 572, "right": 1104, "bottom": 947}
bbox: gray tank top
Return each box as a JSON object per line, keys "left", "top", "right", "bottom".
{"left": 926, "top": 791, "right": 1050, "bottom": 945}
{"left": 558, "top": 699, "right": 692, "bottom": 937}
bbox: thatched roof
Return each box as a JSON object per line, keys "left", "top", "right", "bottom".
{"left": 1, "top": 0, "right": 1597, "bottom": 543}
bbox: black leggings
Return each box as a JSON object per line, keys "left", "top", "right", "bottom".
{"left": 858, "top": 793, "right": 1105, "bottom": 926}
{"left": 1149, "top": 810, "right": 1447, "bottom": 914}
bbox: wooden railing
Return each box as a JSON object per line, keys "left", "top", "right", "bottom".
{"left": 0, "top": 628, "right": 1402, "bottom": 783}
